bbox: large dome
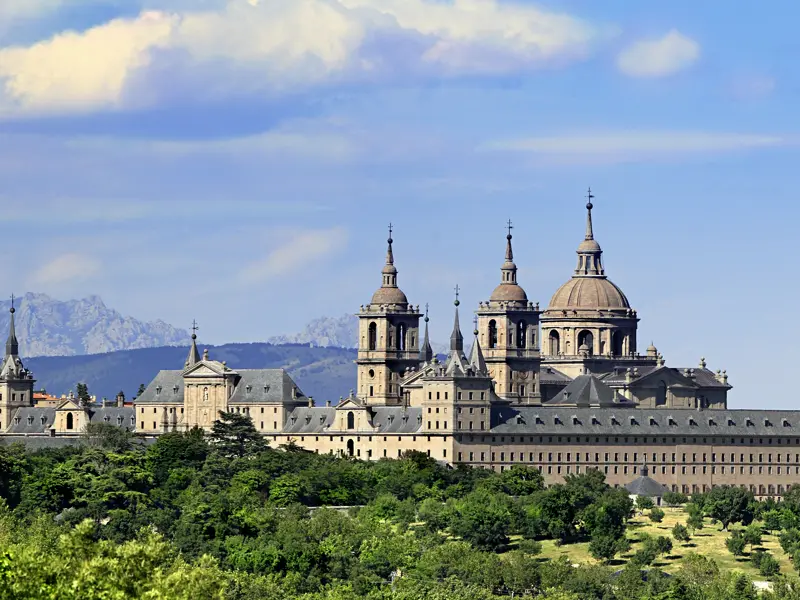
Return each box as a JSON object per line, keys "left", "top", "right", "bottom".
{"left": 371, "top": 286, "right": 408, "bottom": 306}
{"left": 489, "top": 282, "right": 528, "bottom": 303}
{"left": 548, "top": 277, "right": 630, "bottom": 310}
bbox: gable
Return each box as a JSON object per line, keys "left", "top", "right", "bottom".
{"left": 183, "top": 362, "right": 226, "bottom": 378}
{"left": 629, "top": 366, "right": 695, "bottom": 389}
{"left": 336, "top": 397, "right": 366, "bottom": 411}
{"left": 55, "top": 399, "right": 83, "bottom": 412}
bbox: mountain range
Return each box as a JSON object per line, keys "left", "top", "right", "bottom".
{"left": 0, "top": 293, "right": 188, "bottom": 357}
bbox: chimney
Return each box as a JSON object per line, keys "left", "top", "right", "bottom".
{"left": 308, "top": 396, "right": 314, "bottom": 408}
{"left": 326, "top": 400, "right": 331, "bottom": 407}
{"left": 116, "top": 392, "right": 125, "bottom": 407}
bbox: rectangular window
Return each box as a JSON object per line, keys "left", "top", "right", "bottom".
{"left": 481, "top": 452, "right": 485, "bottom": 461}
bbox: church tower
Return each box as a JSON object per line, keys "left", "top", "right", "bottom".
{"left": 541, "top": 191, "right": 648, "bottom": 380}
{"left": 0, "top": 298, "right": 35, "bottom": 431}
{"left": 357, "top": 226, "right": 422, "bottom": 406}
{"left": 475, "top": 223, "right": 541, "bottom": 404}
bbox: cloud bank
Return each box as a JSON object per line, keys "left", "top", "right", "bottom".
{"left": 617, "top": 29, "right": 699, "bottom": 78}
{"left": 0, "top": 0, "right": 601, "bottom": 117}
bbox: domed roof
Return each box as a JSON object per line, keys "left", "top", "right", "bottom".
{"left": 371, "top": 286, "right": 408, "bottom": 306}
{"left": 548, "top": 277, "right": 630, "bottom": 310}
{"left": 490, "top": 282, "right": 528, "bottom": 303}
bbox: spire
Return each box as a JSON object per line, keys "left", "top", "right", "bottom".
{"left": 418, "top": 303, "right": 433, "bottom": 363}
{"left": 469, "top": 315, "right": 487, "bottom": 374}
{"left": 185, "top": 320, "right": 200, "bottom": 368}
{"left": 385, "top": 222, "right": 395, "bottom": 267}
{"left": 574, "top": 188, "right": 605, "bottom": 277}
{"left": 371, "top": 223, "right": 408, "bottom": 306}
{"left": 6, "top": 294, "right": 18, "bottom": 357}
{"left": 450, "top": 285, "right": 463, "bottom": 353}
{"left": 501, "top": 219, "right": 518, "bottom": 284}
{"left": 489, "top": 220, "right": 528, "bottom": 303}
{"left": 585, "top": 188, "right": 595, "bottom": 240}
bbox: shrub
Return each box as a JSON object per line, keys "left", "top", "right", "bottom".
{"left": 636, "top": 496, "right": 655, "bottom": 511}
{"left": 649, "top": 507, "right": 665, "bottom": 523}
{"left": 517, "top": 539, "right": 542, "bottom": 556}
{"left": 662, "top": 491, "right": 689, "bottom": 506}
{"left": 779, "top": 529, "right": 800, "bottom": 554}
{"left": 726, "top": 532, "right": 746, "bottom": 557}
{"left": 758, "top": 553, "right": 780, "bottom": 577}
{"left": 671, "top": 523, "right": 691, "bottom": 544}
{"left": 743, "top": 523, "right": 762, "bottom": 547}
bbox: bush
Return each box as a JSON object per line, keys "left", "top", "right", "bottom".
{"left": 779, "top": 528, "right": 800, "bottom": 554}
{"left": 762, "top": 509, "right": 782, "bottom": 533}
{"left": 517, "top": 539, "right": 542, "bottom": 555}
{"left": 671, "top": 523, "right": 691, "bottom": 544}
{"left": 662, "top": 491, "right": 689, "bottom": 506}
{"left": 750, "top": 549, "right": 766, "bottom": 569}
{"left": 636, "top": 496, "right": 655, "bottom": 511}
{"left": 758, "top": 552, "right": 780, "bottom": 577}
{"left": 649, "top": 507, "right": 665, "bottom": 523}
{"left": 743, "top": 523, "right": 762, "bottom": 547}
{"left": 726, "top": 532, "right": 747, "bottom": 557}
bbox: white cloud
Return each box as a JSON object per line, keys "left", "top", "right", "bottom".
{"left": 484, "top": 131, "right": 790, "bottom": 164}
{"left": 616, "top": 29, "right": 699, "bottom": 78}
{"left": 30, "top": 253, "right": 102, "bottom": 285}
{"left": 0, "top": 0, "right": 600, "bottom": 116}
{"left": 239, "top": 227, "right": 348, "bottom": 284}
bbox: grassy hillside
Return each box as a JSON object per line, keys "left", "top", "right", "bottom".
{"left": 537, "top": 506, "right": 792, "bottom": 580}
{"left": 25, "top": 343, "right": 358, "bottom": 404}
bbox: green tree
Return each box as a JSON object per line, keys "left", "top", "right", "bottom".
{"left": 779, "top": 528, "right": 800, "bottom": 555}
{"left": 136, "top": 383, "right": 146, "bottom": 398}
{"left": 672, "top": 523, "right": 691, "bottom": 544}
{"left": 663, "top": 491, "right": 689, "bottom": 506}
{"left": 650, "top": 507, "right": 665, "bottom": 523}
{"left": 146, "top": 428, "right": 209, "bottom": 485}
{"left": 82, "top": 422, "right": 135, "bottom": 452}
{"left": 209, "top": 411, "right": 267, "bottom": 458}
{"left": 417, "top": 497, "right": 451, "bottom": 533}
{"left": 726, "top": 532, "right": 747, "bottom": 556}
{"left": 495, "top": 465, "right": 545, "bottom": 496}
{"left": 449, "top": 489, "right": 512, "bottom": 551}
{"left": 705, "top": 486, "right": 755, "bottom": 530}
{"left": 76, "top": 382, "right": 92, "bottom": 405}
{"left": 763, "top": 509, "right": 782, "bottom": 533}
{"left": 687, "top": 511, "right": 705, "bottom": 532}
{"left": 637, "top": 496, "right": 655, "bottom": 511}
{"left": 743, "top": 522, "right": 762, "bottom": 547}
{"left": 588, "top": 533, "right": 628, "bottom": 563}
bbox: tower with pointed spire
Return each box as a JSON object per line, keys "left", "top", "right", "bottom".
{"left": 0, "top": 296, "right": 35, "bottom": 432}
{"left": 476, "top": 221, "right": 542, "bottom": 405}
{"left": 357, "top": 225, "right": 422, "bottom": 406}
{"left": 540, "top": 190, "right": 649, "bottom": 385}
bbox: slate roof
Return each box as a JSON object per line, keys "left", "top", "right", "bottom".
{"left": 600, "top": 366, "right": 729, "bottom": 389}
{"left": 548, "top": 375, "right": 633, "bottom": 407}
{"left": 626, "top": 469, "right": 670, "bottom": 497}
{"left": 4, "top": 406, "right": 135, "bottom": 434}
{"left": 540, "top": 366, "right": 572, "bottom": 384}
{"left": 135, "top": 368, "right": 306, "bottom": 405}
{"left": 489, "top": 406, "right": 800, "bottom": 437}
{"left": 281, "top": 406, "right": 423, "bottom": 435}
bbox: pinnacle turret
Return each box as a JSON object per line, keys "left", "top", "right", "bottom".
{"left": 419, "top": 304, "right": 434, "bottom": 363}
{"left": 6, "top": 295, "right": 18, "bottom": 358}
{"left": 185, "top": 320, "right": 200, "bottom": 368}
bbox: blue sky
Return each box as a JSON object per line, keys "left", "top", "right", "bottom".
{"left": 0, "top": 0, "right": 797, "bottom": 407}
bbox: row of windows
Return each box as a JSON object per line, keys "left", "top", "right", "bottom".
{"left": 428, "top": 391, "right": 488, "bottom": 401}
{"left": 0, "top": 393, "right": 24, "bottom": 402}
{"left": 140, "top": 406, "right": 278, "bottom": 414}
{"left": 457, "top": 434, "right": 800, "bottom": 446}
{"left": 493, "top": 451, "right": 800, "bottom": 465}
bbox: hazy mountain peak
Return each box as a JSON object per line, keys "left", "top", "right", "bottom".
{"left": 0, "top": 293, "right": 189, "bottom": 357}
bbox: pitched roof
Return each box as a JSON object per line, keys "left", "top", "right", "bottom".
{"left": 281, "top": 406, "right": 422, "bottom": 434}
{"left": 548, "top": 375, "right": 633, "bottom": 407}
{"left": 625, "top": 468, "right": 670, "bottom": 497}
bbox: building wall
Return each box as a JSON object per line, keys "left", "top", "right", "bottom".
{"left": 0, "top": 379, "right": 34, "bottom": 430}
{"left": 272, "top": 432, "right": 454, "bottom": 462}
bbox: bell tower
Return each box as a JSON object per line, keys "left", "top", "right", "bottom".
{"left": 476, "top": 222, "right": 541, "bottom": 404}
{"left": 0, "top": 296, "right": 35, "bottom": 431}
{"left": 357, "top": 225, "right": 422, "bottom": 406}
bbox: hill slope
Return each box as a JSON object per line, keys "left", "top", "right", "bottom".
{"left": 26, "top": 343, "right": 358, "bottom": 404}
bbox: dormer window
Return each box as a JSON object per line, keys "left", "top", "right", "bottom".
{"left": 156, "top": 386, "right": 161, "bottom": 395}
{"left": 27, "top": 415, "right": 33, "bottom": 425}
{"left": 708, "top": 418, "right": 716, "bottom": 426}
{"left": 535, "top": 415, "right": 544, "bottom": 425}
{"left": 104, "top": 415, "right": 110, "bottom": 422}
{"left": 765, "top": 419, "right": 772, "bottom": 427}
{"left": 688, "top": 418, "right": 697, "bottom": 426}
{"left": 388, "top": 415, "right": 395, "bottom": 423}
{"left": 516, "top": 415, "right": 525, "bottom": 425}
{"left": 611, "top": 415, "right": 619, "bottom": 426}
{"left": 41, "top": 416, "right": 47, "bottom": 425}
{"left": 649, "top": 417, "right": 657, "bottom": 426}
{"left": 14, "top": 417, "right": 20, "bottom": 424}
{"left": 320, "top": 416, "right": 325, "bottom": 424}
{"left": 305, "top": 415, "right": 311, "bottom": 424}
{"left": 746, "top": 418, "right": 754, "bottom": 427}
{"left": 728, "top": 418, "right": 736, "bottom": 426}
{"left": 630, "top": 416, "right": 638, "bottom": 426}
{"left": 173, "top": 385, "right": 179, "bottom": 394}
{"left": 117, "top": 416, "right": 123, "bottom": 425}
{"left": 554, "top": 415, "right": 562, "bottom": 425}
{"left": 246, "top": 385, "right": 252, "bottom": 393}
{"left": 668, "top": 416, "right": 676, "bottom": 426}
{"left": 264, "top": 385, "right": 270, "bottom": 393}
{"left": 783, "top": 419, "right": 791, "bottom": 428}
{"left": 591, "top": 415, "right": 600, "bottom": 425}
{"left": 130, "top": 416, "right": 135, "bottom": 425}
{"left": 571, "top": 415, "right": 580, "bottom": 425}
{"left": 290, "top": 416, "right": 297, "bottom": 424}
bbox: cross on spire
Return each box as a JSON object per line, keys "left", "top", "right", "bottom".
{"left": 473, "top": 314, "right": 478, "bottom": 335}
{"left": 586, "top": 187, "right": 594, "bottom": 209}
{"left": 10, "top": 293, "right": 14, "bottom": 309}
{"left": 388, "top": 222, "right": 393, "bottom": 239}
{"left": 454, "top": 284, "right": 460, "bottom": 306}
{"left": 191, "top": 320, "right": 199, "bottom": 335}
{"left": 506, "top": 219, "right": 513, "bottom": 237}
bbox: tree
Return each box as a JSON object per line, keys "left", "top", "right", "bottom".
{"left": 417, "top": 497, "right": 451, "bottom": 533}
{"left": 687, "top": 511, "right": 704, "bottom": 532}
{"left": 650, "top": 507, "right": 665, "bottom": 523}
{"left": 589, "top": 533, "right": 627, "bottom": 563}
{"left": 726, "top": 532, "right": 747, "bottom": 557}
{"left": 209, "top": 411, "right": 267, "bottom": 458}
{"left": 779, "top": 528, "right": 800, "bottom": 555}
{"left": 763, "top": 509, "right": 782, "bottom": 533}
{"left": 751, "top": 550, "right": 779, "bottom": 578}
{"left": 75, "top": 383, "right": 91, "bottom": 405}
{"left": 82, "top": 423, "right": 135, "bottom": 452}
{"left": 636, "top": 496, "right": 655, "bottom": 512}
{"left": 672, "top": 523, "right": 691, "bottom": 544}
{"left": 663, "top": 491, "right": 689, "bottom": 506}
{"left": 449, "top": 489, "right": 512, "bottom": 551}
{"left": 742, "top": 522, "right": 762, "bottom": 547}
{"left": 496, "top": 465, "right": 545, "bottom": 496}
{"left": 705, "top": 486, "right": 755, "bottom": 530}
{"left": 136, "top": 383, "right": 146, "bottom": 398}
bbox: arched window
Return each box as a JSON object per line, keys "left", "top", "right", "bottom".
{"left": 517, "top": 321, "right": 527, "bottom": 348}
{"left": 488, "top": 320, "right": 498, "bottom": 349}
{"left": 549, "top": 331, "right": 560, "bottom": 355}
{"left": 612, "top": 330, "right": 624, "bottom": 356}
{"left": 656, "top": 381, "right": 667, "bottom": 406}
{"left": 347, "top": 411, "right": 355, "bottom": 429}
{"left": 578, "top": 330, "right": 594, "bottom": 355}
{"left": 398, "top": 324, "right": 406, "bottom": 351}
{"left": 368, "top": 322, "right": 377, "bottom": 351}
{"left": 66, "top": 413, "right": 73, "bottom": 430}
{"left": 347, "top": 439, "right": 355, "bottom": 457}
